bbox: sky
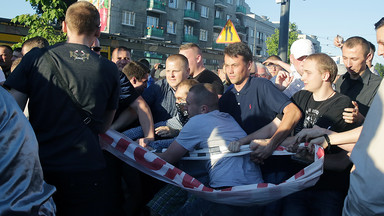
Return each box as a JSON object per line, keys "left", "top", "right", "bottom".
{"left": 246, "top": 0, "right": 384, "bottom": 65}
{"left": 2, "top": 0, "right": 384, "bottom": 65}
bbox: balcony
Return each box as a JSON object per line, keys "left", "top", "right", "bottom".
{"left": 144, "top": 52, "right": 163, "bottom": 59}
{"left": 145, "top": 27, "right": 164, "bottom": 40}
{"left": 183, "top": 34, "right": 198, "bottom": 43}
{"left": 147, "top": 0, "right": 166, "bottom": 14}
{"left": 235, "top": 25, "right": 246, "bottom": 36}
{"left": 213, "top": 18, "right": 226, "bottom": 29}
{"left": 184, "top": 9, "right": 200, "bottom": 22}
{"left": 236, "top": 5, "right": 246, "bottom": 15}
{"left": 214, "top": 0, "right": 227, "bottom": 8}
{"left": 212, "top": 42, "right": 225, "bottom": 50}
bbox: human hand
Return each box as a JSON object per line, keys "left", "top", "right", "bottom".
{"left": 295, "top": 125, "right": 327, "bottom": 144}
{"left": 305, "top": 136, "right": 327, "bottom": 153}
{"left": 334, "top": 35, "right": 344, "bottom": 48}
{"left": 155, "top": 126, "right": 179, "bottom": 138}
{"left": 228, "top": 140, "right": 242, "bottom": 152}
{"left": 136, "top": 137, "right": 154, "bottom": 148}
{"left": 262, "top": 59, "right": 281, "bottom": 66}
{"left": 154, "top": 63, "right": 161, "bottom": 70}
{"left": 343, "top": 101, "right": 365, "bottom": 124}
{"left": 249, "top": 139, "right": 274, "bottom": 164}
{"left": 275, "top": 70, "right": 293, "bottom": 91}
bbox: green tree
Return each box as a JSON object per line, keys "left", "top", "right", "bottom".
{"left": 11, "top": 0, "right": 68, "bottom": 48}
{"left": 375, "top": 63, "right": 384, "bottom": 77}
{"left": 265, "top": 23, "right": 299, "bottom": 61}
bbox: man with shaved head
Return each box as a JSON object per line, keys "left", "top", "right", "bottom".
{"left": 5, "top": 2, "right": 122, "bottom": 215}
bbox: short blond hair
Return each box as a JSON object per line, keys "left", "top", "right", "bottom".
{"left": 65, "top": 1, "right": 100, "bottom": 35}
{"left": 179, "top": 43, "right": 202, "bottom": 56}
{"left": 306, "top": 53, "right": 338, "bottom": 83}
{"left": 166, "top": 54, "right": 189, "bottom": 71}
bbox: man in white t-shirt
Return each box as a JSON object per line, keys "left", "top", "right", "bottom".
{"left": 157, "top": 83, "right": 263, "bottom": 215}
{"left": 264, "top": 39, "right": 315, "bottom": 98}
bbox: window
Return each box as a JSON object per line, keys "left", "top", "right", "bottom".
{"left": 147, "top": 16, "right": 159, "bottom": 28}
{"left": 226, "top": 14, "right": 231, "bottom": 20}
{"left": 226, "top": 0, "right": 233, "bottom": 4}
{"left": 184, "top": 25, "right": 193, "bottom": 35}
{"left": 200, "top": 29, "right": 208, "bottom": 41}
{"left": 257, "top": 32, "right": 264, "bottom": 43}
{"left": 215, "top": 10, "right": 222, "bottom": 19}
{"left": 167, "top": 21, "right": 176, "bottom": 34}
{"left": 169, "top": 0, "right": 177, "bottom": 8}
{"left": 250, "top": 29, "right": 255, "bottom": 37}
{"left": 185, "top": 1, "right": 195, "bottom": 10}
{"left": 201, "top": 6, "right": 209, "bottom": 18}
{"left": 122, "top": 11, "right": 135, "bottom": 26}
{"left": 236, "top": 0, "right": 241, "bottom": 6}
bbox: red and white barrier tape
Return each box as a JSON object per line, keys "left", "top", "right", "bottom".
{"left": 100, "top": 129, "right": 324, "bottom": 206}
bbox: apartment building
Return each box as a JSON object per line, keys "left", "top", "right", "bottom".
{"left": 87, "top": 0, "right": 280, "bottom": 68}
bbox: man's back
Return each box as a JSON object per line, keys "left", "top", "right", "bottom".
{"left": 5, "top": 43, "right": 120, "bottom": 171}
{"left": 176, "top": 110, "right": 263, "bottom": 188}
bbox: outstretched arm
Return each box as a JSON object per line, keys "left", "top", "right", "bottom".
{"left": 156, "top": 140, "right": 188, "bottom": 164}
{"left": 228, "top": 117, "right": 280, "bottom": 152}
{"left": 250, "top": 102, "right": 302, "bottom": 163}
{"left": 129, "top": 96, "right": 155, "bottom": 146}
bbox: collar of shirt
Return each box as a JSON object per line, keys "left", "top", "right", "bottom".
{"left": 342, "top": 68, "right": 372, "bottom": 85}
{"left": 231, "top": 76, "right": 253, "bottom": 95}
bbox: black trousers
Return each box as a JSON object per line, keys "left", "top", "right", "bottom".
{"left": 44, "top": 168, "right": 124, "bottom": 216}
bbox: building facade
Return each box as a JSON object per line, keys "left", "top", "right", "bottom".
{"left": 88, "top": 0, "right": 281, "bottom": 69}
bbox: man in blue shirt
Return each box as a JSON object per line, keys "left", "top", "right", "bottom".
{"left": 219, "top": 42, "right": 302, "bottom": 163}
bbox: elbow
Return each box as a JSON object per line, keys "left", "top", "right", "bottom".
{"left": 287, "top": 103, "right": 302, "bottom": 123}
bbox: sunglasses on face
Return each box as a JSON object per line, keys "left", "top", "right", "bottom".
{"left": 91, "top": 46, "right": 101, "bottom": 52}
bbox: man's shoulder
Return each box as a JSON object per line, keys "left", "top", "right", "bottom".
{"left": 292, "top": 89, "right": 311, "bottom": 100}
{"left": 154, "top": 78, "right": 168, "bottom": 87}
{"left": 149, "top": 79, "right": 168, "bottom": 91}
{"left": 249, "top": 77, "right": 281, "bottom": 93}
{"left": 368, "top": 72, "right": 383, "bottom": 85}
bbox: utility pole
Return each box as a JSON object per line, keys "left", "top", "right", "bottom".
{"left": 277, "top": 0, "right": 290, "bottom": 62}
{"left": 253, "top": 19, "right": 257, "bottom": 58}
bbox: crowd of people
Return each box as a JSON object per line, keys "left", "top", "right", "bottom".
{"left": 0, "top": 1, "right": 384, "bottom": 215}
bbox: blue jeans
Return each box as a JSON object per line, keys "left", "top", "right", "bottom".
{"left": 282, "top": 189, "right": 345, "bottom": 216}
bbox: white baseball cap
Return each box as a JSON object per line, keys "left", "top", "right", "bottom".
{"left": 290, "top": 39, "right": 315, "bottom": 59}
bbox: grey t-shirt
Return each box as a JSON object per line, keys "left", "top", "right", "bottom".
{"left": 176, "top": 110, "right": 263, "bottom": 188}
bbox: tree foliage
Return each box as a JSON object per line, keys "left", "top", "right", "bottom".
{"left": 375, "top": 63, "right": 384, "bottom": 77}
{"left": 11, "top": 0, "right": 68, "bottom": 48}
{"left": 265, "top": 23, "right": 299, "bottom": 61}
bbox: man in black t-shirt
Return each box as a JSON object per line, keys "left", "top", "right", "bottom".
{"left": 4, "top": 2, "right": 123, "bottom": 215}
{"left": 179, "top": 43, "right": 224, "bottom": 95}
{"left": 231, "top": 53, "right": 357, "bottom": 216}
